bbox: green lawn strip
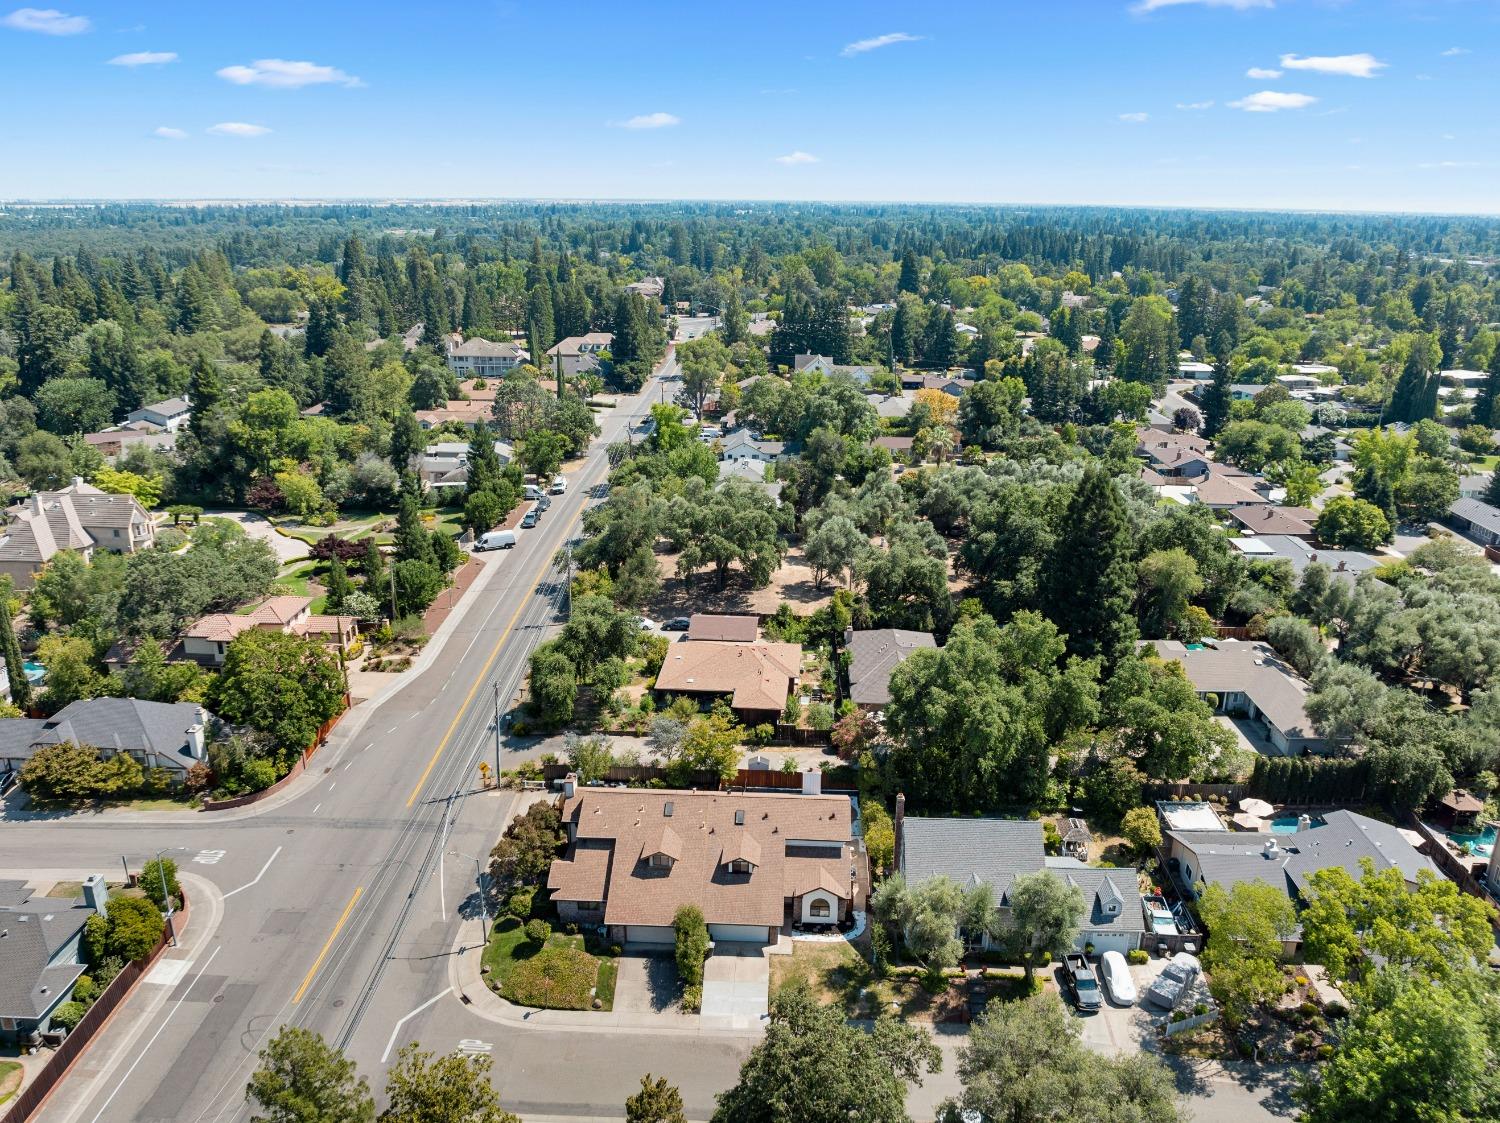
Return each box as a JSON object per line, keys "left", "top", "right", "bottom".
{"left": 483, "top": 918, "right": 612, "bottom": 1011}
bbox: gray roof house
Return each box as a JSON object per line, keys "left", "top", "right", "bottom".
{"left": 125, "top": 396, "right": 192, "bottom": 433}
{"left": 897, "top": 809, "right": 1148, "bottom": 955}
{"left": 845, "top": 629, "right": 935, "bottom": 709}
{"left": 718, "top": 430, "right": 785, "bottom": 464}
{"left": 1165, "top": 809, "right": 1439, "bottom": 917}
{"left": 718, "top": 458, "right": 783, "bottom": 503}
{"left": 1449, "top": 497, "right": 1500, "bottom": 548}
{"left": 0, "top": 700, "right": 213, "bottom": 779}
{"left": 1227, "top": 534, "right": 1378, "bottom": 583}
{"left": 0, "top": 480, "right": 156, "bottom": 590}
{"left": 1149, "top": 640, "right": 1324, "bottom": 755}
{"left": 0, "top": 875, "right": 108, "bottom": 1043}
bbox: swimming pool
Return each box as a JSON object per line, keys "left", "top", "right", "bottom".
{"left": 1269, "top": 815, "right": 1325, "bottom": 834}
{"left": 1445, "top": 824, "right": 1497, "bottom": 858}
{"left": 22, "top": 660, "right": 45, "bottom": 683}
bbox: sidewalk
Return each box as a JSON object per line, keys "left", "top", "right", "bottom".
{"left": 27, "top": 872, "right": 224, "bottom": 1123}
{"left": 446, "top": 927, "right": 763, "bottom": 1041}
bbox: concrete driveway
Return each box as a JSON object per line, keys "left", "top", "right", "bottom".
{"left": 200, "top": 510, "right": 310, "bottom": 563}
{"left": 612, "top": 953, "right": 681, "bottom": 1015}
{"left": 1072, "top": 956, "right": 1170, "bottom": 1056}
{"left": 700, "top": 945, "right": 769, "bottom": 1027}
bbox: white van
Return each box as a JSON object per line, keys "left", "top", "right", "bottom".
{"left": 522, "top": 484, "right": 544, "bottom": 501}
{"left": 549, "top": 475, "right": 566, "bottom": 495}
{"left": 476, "top": 529, "right": 516, "bottom": 551}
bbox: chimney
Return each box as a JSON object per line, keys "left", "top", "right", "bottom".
{"left": 894, "top": 792, "right": 906, "bottom": 871}
{"left": 71, "top": 476, "right": 85, "bottom": 490}
{"left": 562, "top": 772, "right": 577, "bottom": 798}
{"left": 843, "top": 626, "right": 854, "bottom": 647}
{"left": 82, "top": 873, "right": 108, "bottom": 917}
{"left": 186, "top": 721, "right": 206, "bottom": 760}
{"left": 1263, "top": 838, "right": 1279, "bottom": 858}
{"left": 30, "top": 493, "right": 43, "bottom": 514}
{"left": 801, "top": 770, "right": 822, "bottom": 796}
{"left": 1296, "top": 814, "right": 1312, "bottom": 832}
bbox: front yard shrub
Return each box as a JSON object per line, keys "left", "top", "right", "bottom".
{"left": 71, "top": 975, "right": 97, "bottom": 1005}
{"left": 507, "top": 888, "right": 536, "bottom": 920}
{"left": 1126, "top": 949, "right": 1149, "bottom": 965}
{"left": 680, "top": 983, "right": 702, "bottom": 1013}
{"left": 505, "top": 946, "right": 598, "bottom": 1009}
{"left": 1324, "top": 1000, "right": 1348, "bottom": 1019}
{"left": 673, "top": 905, "right": 709, "bottom": 989}
{"left": 524, "top": 919, "right": 552, "bottom": 945}
{"left": 50, "top": 1001, "right": 86, "bottom": 1032}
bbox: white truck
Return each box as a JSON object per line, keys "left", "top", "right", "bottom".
{"left": 476, "top": 529, "right": 516, "bottom": 551}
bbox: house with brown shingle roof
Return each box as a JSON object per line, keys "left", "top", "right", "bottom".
{"left": 0, "top": 480, "right": 155, "bottom": 590}
{"left": 1229, "top": 504, "right": 1317, "bottom": 538}
{"left": 180, "top": 596, "right": 358, "bottom": 666}
{"left": 548, "top": 786, "right": 854, "bottom": 946}
{"left": 653, "top": 641, "right": 801, "bottom": 722}
{"left": 686, "top": 614, "right": 759, "bottom": 643}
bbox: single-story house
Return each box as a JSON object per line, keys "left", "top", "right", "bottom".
{"left": 1178, "top": 360, "right": 1214, "bottom": 380}
{"left": 548, "top": 784, "right": 854, "bottom": 947}
{"left": 1449, "top": 497, "right": 1500, "bottom": 548}
{"left": 0, "top": 875, "right": 108, "bottom": 1043}
{"left": 844, "top": 628, "right": 935, "bottom": 710}
{"left": 873, "top": 436, "right": 915, "bottom": 458}
{"left": 872, "top": 394, "right": 912, "bottom": 419}
{"left": 83, "top": 423, "right": 177, "bottom": 461}
{"left": 1227, "top": 535, "right": 1377, "bottom": 583}
{"left": 718, "top": 430, "right": 784, "bottom": 464}
{"left": 1229, "top": 504, "right": 1317, "bottom": 538}
{"left": 687, "top": 614, "right": 759, "bottom": 643}
{"left": 1149, "top": 639, "right": 1324, "bottom": 755}
{"left": 1459, "top": 474, "right": 1493, "bottom": 500}
{"left": 180, "top": 595, "right": 359, "bottom": 666}
{"left": 793, "top": 354, "right": 837, "bottom": 376}
{"left": 1228, "top": 384, "right": 1267, "bottom": 402}
{"left": 414, "top": 399, "right": 493, "bottom": 430}
{"left": 0, "top": 699, "right": 214, "bottom": 780}
{"left": 125, "top": 396, "right": 192, "bottom": 433}
{"left": 1276, "top": 374, "right": 1321, "bottom": 393}
{"left": 897, "top": 809, "right": 1148, "bottom": 955}
{"left": 626, "top": 277, "right": 665, "bottom": 299}
{"left": 717, "top": 458, "right": 783, "bottom": 502}
{"left": 0, "top": 481, "right": 156, "bottom": 590}
{"left": 445, "top": 336, "right": 527, "bottom": 379}
{"left": 1192, "top": 471, "right": 1269, "bottom": 510}
{"left": 654, "top": 641, "right": 801, "bottom": 724}
{"left": 1165, "top": 809, "right": 1438, "bottom": 915}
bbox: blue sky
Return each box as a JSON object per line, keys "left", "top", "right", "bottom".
{"left": 1, "top": 0, "right": 1496, "bottom": 213}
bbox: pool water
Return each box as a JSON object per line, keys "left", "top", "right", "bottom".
{"left": 22, "top": 661, "right": 45, "bottom": 683}
{"left": 1446, "top": 824, "right": 1497, "bottom": 859}
{"left": 1269, "top": 816, "right": 1325, "bottom": 834}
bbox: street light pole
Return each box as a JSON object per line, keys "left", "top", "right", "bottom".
{"left": 450, "top": 850, "right": 489, "bottom": 952}
{"left": 492, "top": 680, "right": 502, "bottom": 782}
{"left": 156, "top": 848, "right": 178, "bottom": 947}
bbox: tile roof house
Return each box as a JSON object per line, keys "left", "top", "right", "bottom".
{"left": 1149, "top": 640, "right": 1324, "bottom": 755}
{"left": 897, "top": 810, "right": 1148, "bottom": 955}
{"left": 0, "top": 699, "right": 213, "bottom": 779}
{"left": 180, "top": 596, "right": 358, "bottom": 666}
{"left": 1191, "top": 470, "right": 1269, "bottom": 509}
{"left": 1228, "top": 504, "right": 1318, "bottom": 538}
{"left": 654, "top": 641, "right": 802, "bottom": 722}
{"left": 414, "top": 399, "right": 493, "bottom": 430}
{"left": 0, "top": 875, "right": 108, "bottom": 1043}
{"left": 445, "top": 336, "right": 527, "bottom": 379}
{"left": 548, "top": 786, "right": 854, "bottom": 946}
{"left": 1449, "top": 497, "right": 1500, "bottom": 548}
{"left": 845, "top": 628, "right": 935, "bottom": 709}
{"left": 0, "top": 480, "right": 156, "bottom": 590}
{"left": 1165, "top": 809, "right": 1439, "bottom": 917}
{"left": 686, "top": 614, "right": 759, "bottom": 643}
{"left": 125, "top": 396, "right": 192, "bottom": 432}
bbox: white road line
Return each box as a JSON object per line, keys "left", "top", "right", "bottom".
{"left": 329, "top": 782, "right": 336, "bottom": 792}
{"left": 88, "top": 947, "right": 221, "bottom": 1123}
{"left": 380, "top": 988, "right": 453, "bottom": 1064}
{"left": 222, "top": 847, "right": 283, "bottom": 900}
{"left": 344, "top": 759, "right": 354, "bottom": 771}
{"left": 312, "top": 803, "right": 321, "bottom": 814}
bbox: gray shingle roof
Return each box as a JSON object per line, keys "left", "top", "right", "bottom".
{"left": 26, "top": 699, "right": 211, "bottom": 774}
{"left": 899, "top": 817, "right": 1045, "bottom": 903}
{"left": 0, "top": 894, "right": 94, "bottom": 1021}
{"left": 1149, "top": 640, "right": 1318, "bottom": 742}
{"left": 1044, "top": 858, "right": 1148, "bottom": 934}
{"left": 1451, "top": 497, "right": 1500, "bottom": 536}
{"left": 846, "top": 629, "right": 935, "bottom": 707}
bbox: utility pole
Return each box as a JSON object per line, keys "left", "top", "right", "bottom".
{"left": 389, "top": 564, "right": 398, "bottom": 623}
{"left": 155, "top": 848, "right": 180, "bottom": 947}
{"left": 492, "top": 680, "right": 502, "bottom": 781}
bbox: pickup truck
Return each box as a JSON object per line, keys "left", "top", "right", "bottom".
{"left": 1064, "top": 953, "right": 1103, "bottom": 1012}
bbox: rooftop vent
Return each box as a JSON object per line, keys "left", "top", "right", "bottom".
{"left": 664, "top": 801, "right": 674, "bottom": 817}
{"left": 734, "top": 810, "right": 745, "bottom": 826}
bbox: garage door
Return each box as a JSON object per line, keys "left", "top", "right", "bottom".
{"left": 708, "top": 923, "right": 771, "bottom": 944}
{"left": 1079, "top": 931, "right": 1136, "bottom": 956}
{"left": 624, "top": 925, "right": 675, "bottom": 946}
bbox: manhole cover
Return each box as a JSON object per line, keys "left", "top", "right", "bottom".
{"left": 332, "top": 998, "right": 345, "bottom": 1008}
{"left": 213, "top": 994, "right": 224, "bottom": 1004}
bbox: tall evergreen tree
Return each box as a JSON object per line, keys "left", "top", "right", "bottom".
{"left": 1042, "top": 468, "right": 1138, "bottom": 670}
{"left": 1475, "top": 346, "right": 1500, "bottom": 430}
{"left": 0, "top": 596, "right": 32, "bottom": 712}
{"left": 897, "top": 249, "right": 922, "bottom": 294}
{"left": 1483, "top": 470, "right": 1500, "bottom": 509}
{"left": 1092, "top": 314, "right": 1116, "bottom": 372}
{"left": 187, "top": 353, "right": 221, "bottom": 445}
{"left": 393, "top": 490, "right": 434, "bottom": 566}
{"left": 464, "top": 423, "right": 502, "bottom": 500}
{"left": 1388, "top": 337, "right": 1438, "bottom": 424}
{"left": 1201, "top": 332, "right": 1233, "bottom": 438}
{"left": 390, "top": 411, "right": 422, "bottom": 475}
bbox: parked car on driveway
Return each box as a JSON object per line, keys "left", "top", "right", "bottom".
{"left": 663, "top": 617, "right": 691, "bottom": 631}
{"left": 1063, "top": 953, "right": 1103, "bottom": 1012}
{"left": 1145, "top": 952, "right": 1201, "bottom": 1010}
{"left": 1099, "top": 950, "right": 1137, "bottom": 1005}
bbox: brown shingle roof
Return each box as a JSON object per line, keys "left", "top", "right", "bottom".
{"left": 1229, "top": 504, "right": 1317, "bottom": 537}
{"left": 687, "top": 614, "right": 759, "bottom": 643}
{"left": 654, "top": 641, "right": 801, "bottom": 713}
{"left": 550, "top": 789, "right": 851, "bottom": 929}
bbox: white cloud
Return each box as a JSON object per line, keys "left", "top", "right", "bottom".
{"left": 1246, "top": 66, "right": 1282, "bottom": 79}
{"left": 841, "top": 32, "right": 923, "bottom": 56}
{"left": 2, "top": 7, "right": 89, "bottom": 34}
{"left": 1417, "top": 160, "right": 1483, "bottom": 169}
{"left": 616, "top": 112, "right": 680, "bottom": 129}
{"left": 217, "top": 58, "right": 362, "bottom": 88}
{"left": 1440, "top": 47, "right": 1469, "bottom": 57}
{"left": 1175, "top": 100, "right": 1214, "bottom": 110}
{"left": 1119, "top": 112, "right": 1150, "bottom": 123}
{"left": 1132, "top": 0, "right": 1272, "bottom": 13}
{"left": 1229, "top": 90, "right": 1317, "bottom": 112}
{"left": 109, "top": 51, "right": 176, "bottom": 66}
{"left": 152, "top": 126, "right": 187, "bottom": 139}
{"left": 774, "top": 151, "right": 820, "bottom": 165}
{"left": 207, "top": 122, "right": 271, "bottom": 137}
{"left": 1279, "top": 52, "right": 1386, "bottom": 78}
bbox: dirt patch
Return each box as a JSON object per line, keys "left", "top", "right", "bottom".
{"left": 422, "top": 557, "right": 485, "bottom": 634}
{"left": 645, "top": 547, "right": 834, "bottom": 619}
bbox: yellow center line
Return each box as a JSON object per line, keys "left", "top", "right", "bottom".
{"left": 293, "top": 886, "right": 363, "bottom": 1003}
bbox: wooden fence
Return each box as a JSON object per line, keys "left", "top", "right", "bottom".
{"left": 3, "top": 892, "right": 187, "bottom": 1122}
{"left": 1406, "top": 816, "right": 1500, "bottom": 935}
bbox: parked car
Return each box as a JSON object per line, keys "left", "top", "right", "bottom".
{"left": 1145, "top": 952, "right": 1201, "bottom": 1010}
{"left": 522, "top": 484, "right": 544, "bottom": 500}
{"left": 663, "top": 617, "right": 691, "bottom": 631}
{"left": 476, "top": 529, "right": 516, "bottom": 551}
{"left": 550, "top": 475, "right": 567, "bottom": 494}
{"left": 520, "top": 508, "right": 539, "bottom": 529}
{"left": 1063, "top": 953, "right": 1102, "bottom": 1012}
{"left": 0, "top": 768, "right": 17, "bottom": 795}
{"left": 636, "top": 617, "right": 659, "bottom": 632}
{"left": 1098, "top": 950, "right": 1137, "bottom": 1005}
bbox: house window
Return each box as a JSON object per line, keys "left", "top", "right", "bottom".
{"left": 728, "top": 859, "right": 752, "bottom": 875}
{"left": 649, "top": 853, "right": 674, "bottom": 869}
{"left": 809, "top": 898, "right": 831, "bottom": 918}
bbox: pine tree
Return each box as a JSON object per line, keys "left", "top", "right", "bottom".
{"left": 1042, "top": 468, "right": 1139, "bottom": 670}
{"left": 187, "top": 354, "right": 221, "bottom": 445}
{"left": 464, "top": 423, "right": 502, "bottom": 500}
{"left": 1484, "top": 470, "right": 1500, "bottom": 508}
{"left": 527, "top": 284, "right": 555, "bottom": 355}
{"left": 393, "top": 491, "right": 434, "bottom": 565}
{"left": 626, "top": 1074, "right": 687, "bottom": 1123}
{"left": 390, "top": 411, "right": 421, "bottom": 475}
{"left": 0, "top": 596, "right": 31, "bottom": 712}
{"left": 897, "top": 249, "right": 921, "bottom": 294}
{"left": 1475, "top": 347, "right": 1500, "bottom": 430}
{"left": 1093, "top": 314, "right": 1116, "bottom": 372}
{"left": 1201, "top": 331, "right": 1233, "bottom": 438}
{"left": 325, "top": 557, "right": 353, "bottom": 614}
{"left": 1388, "top": 338, "right": 1437, "bottom": 423}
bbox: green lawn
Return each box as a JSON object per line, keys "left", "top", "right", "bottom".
{"left": 482, "top": 918, "right": 615, "bottom": 1011}
{"left": 0, "top": 1059, "right": 21, "bottom": 1107}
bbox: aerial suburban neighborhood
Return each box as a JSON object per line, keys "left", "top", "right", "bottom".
{"left": 1, "top": 5, "right": 1499, "bottom": 1123}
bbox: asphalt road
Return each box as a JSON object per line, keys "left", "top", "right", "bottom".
{"left": 10, "top": 332, "right": 713, "bottom": 1123}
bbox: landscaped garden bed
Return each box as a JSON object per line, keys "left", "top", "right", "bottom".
{"left": 481, "top": 918, "right": 617, "bottom": 1011}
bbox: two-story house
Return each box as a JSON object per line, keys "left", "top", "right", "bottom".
{"left": 0, "top": 480, "right": 156, "bottom": 590}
